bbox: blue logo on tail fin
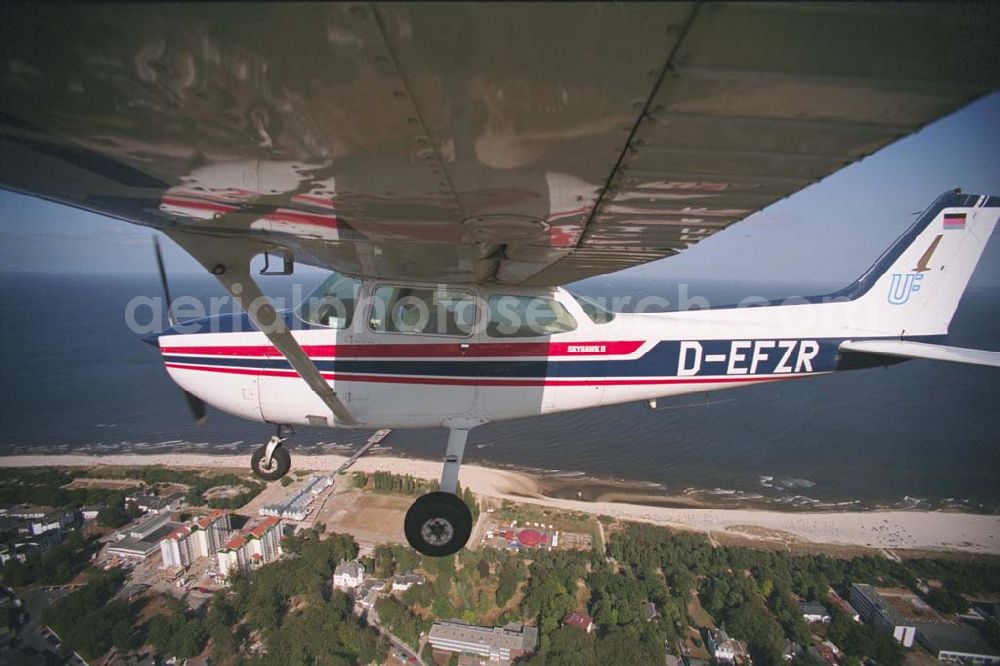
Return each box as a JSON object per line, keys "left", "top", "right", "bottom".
{"left": 888, "top": 273, "right": 923, "bottom": 305}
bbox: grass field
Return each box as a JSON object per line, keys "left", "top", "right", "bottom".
{"left": 319, "top": 491, "right": 410, "bottom": 545}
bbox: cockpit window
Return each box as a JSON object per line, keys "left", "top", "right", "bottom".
{"left": 487, "top": 295, "right": 577, "bottom": 338}
{"left": 570, "top": 292, "right": 615, "bottom": 324}
{"left": 297, "top": 271, "right": 361, "bottom": 329}
{"left": 369, "top": 286, "right": 477, "bottom": 337}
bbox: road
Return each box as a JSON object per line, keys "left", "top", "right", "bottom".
{"left": 364, "top": 608, "right": 425, "bottom": 665}
{"left": 7, "top": 586, "right": 75, "bottom": 662}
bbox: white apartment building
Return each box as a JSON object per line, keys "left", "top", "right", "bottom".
{"left": 160, "top": 510, "right": 231, "bottom": 568}
{"left": 217, "top": 516, "right": 283, "bottom": 578}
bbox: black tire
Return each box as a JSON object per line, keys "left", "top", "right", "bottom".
{"left": 404, "top": 492, "right": 473, "bottom": 557}
{"left": 250, "top": 446, "right": 291, "bottom": 481}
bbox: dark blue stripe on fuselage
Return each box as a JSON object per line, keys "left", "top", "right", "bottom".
{"left": 164, "top": 336, "right": 944, "bottom": 379}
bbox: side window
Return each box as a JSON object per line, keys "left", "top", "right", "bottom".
{"left": 369, "top": 286, "right": 477, "bottom": 337}
{"left": 487, "top": 295, "right": 577, "bottom": 338}
{"left": 297, "top": 271, "right": 361, "bottom": 329}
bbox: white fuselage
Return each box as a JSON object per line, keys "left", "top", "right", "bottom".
{"left": 154, "top": 282, "right": 903, "bottom": 430}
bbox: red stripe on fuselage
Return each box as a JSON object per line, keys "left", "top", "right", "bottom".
{"left": 160, "top": 340, "right": 644, "bottom": 358}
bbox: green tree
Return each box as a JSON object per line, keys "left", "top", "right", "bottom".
{"left": 543, "top": 626, "right": 597, "bottom": 666}
{"left": 43, "top": 570, "right": 129, "bottom": 660}
{"left": 375, "top": 597, "right": 425, "bottom": 650}
{"left": 97, "top": 494, "right": 130, "bottom": 528}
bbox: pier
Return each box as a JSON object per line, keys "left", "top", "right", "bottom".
{"left": 335, "top": 429, "right": 391, "bottom": 474}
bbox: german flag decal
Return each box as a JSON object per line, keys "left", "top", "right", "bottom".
{"left": 943, "top": 212, "right": 966, "bottom": 230}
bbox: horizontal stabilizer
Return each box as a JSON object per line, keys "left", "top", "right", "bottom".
{"left": 840, "top": 340, "right": 1000, "bottom": 368}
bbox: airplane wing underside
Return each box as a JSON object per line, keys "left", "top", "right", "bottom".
{"left": 2, "top": 3, "right": 999, "bottom": 285}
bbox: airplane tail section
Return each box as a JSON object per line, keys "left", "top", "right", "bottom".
{"left": 842, "top": 190, "right": 999, "bottom": 338}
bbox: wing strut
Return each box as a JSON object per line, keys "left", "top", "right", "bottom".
{"left": 164, "top": 231, "right": 355, "bottom": 426}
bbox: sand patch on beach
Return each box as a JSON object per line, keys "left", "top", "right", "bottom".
{"left": 3, "top": 453, "right": 998, "bottom": 554}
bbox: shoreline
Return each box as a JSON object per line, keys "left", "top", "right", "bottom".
{"left": 2, "top": 452, "right": 999, "bottom": 555}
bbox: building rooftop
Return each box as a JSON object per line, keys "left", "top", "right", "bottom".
{"left": 827, "top": 590, "right": 858, "bottom": 615}
{"left": 129, "top": 512, "right": 173, "bottom": 538}
{"left": 261, "top": 475, "right": 333, "bottom": 518}
{"left": 222, "top": 516, "right": 280, "bottom": 551}
{"left": 165, "top": 525, "right": 192, "bottom": 542}
{"left": 800, "top": 601, "right": 830, "bottom": 616}
{"left": 563, "top": 611, "right": 594, "bottom": 631}
{"left": 1, "top": 505, "right": 55, "bottom": 518}
{"left": 248, "top": 516, "right": 280, "bottom": 537}
{"left": 429, "top": 620, "right": 538, "bottom": 653}
{"left": 852, "top": 584, "right": 941, "bottom": 625}
{"left": 194, "top": 509, "right": 226, "bottom": 530}
{"left": 917, "top": 622, "right": 1000, "bottom": 659}
{"left": 392, "top": 572, "right": 424, "bottom": 586}
{"left": 106, "top": 536, "right": 162, "bottom": 556}
{"left": 144, "top": 524, "right": 179, "bottom": 543}
{"left": 335, "top": 560, "right": 364, "bottom": 578}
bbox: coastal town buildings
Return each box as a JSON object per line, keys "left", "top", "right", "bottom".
{"left": 916, "top": 621, "right": 1000, "bottom": 664}
{"left": 217, "top": 516, "right": 282, "bottom": 578}
{"left": 107, "top": 512, "right": 182, "bottom": 561}
{"left": 125, "top": 492, "right": 182, "bottom": 515}
{"left": 80, "top": 504, "right": 105, "bottom": 521}
{"left": 28, "top": 509, "right": 78, "bottom": 536}
{"left": 391, "top": 572, "right": 425, "bottom": 592}
{"left": 0, "top": 526, "right": 62, "bottom": 564}
{"left": 799, "top": 601, "right": 831, "bottom": 623}
{"left": 259, "top": 474, "right": 334, "bottom": 521}
{"left": 333, "top": 560, "right": 365, "bottom": 589}
{"left": 562, "top": 611, "right": 595, "bottom": 634}
{"left": 849, "top": 584, "right": 924, "bottom": 647}
{"left": 481, "top": 518, "right": 593, "bottom": 553}
{"left": 0, "top": 506, "right": 81, "bottom": 564}
{"left": 356, "top": 579, "right": 385, "bottom": 610}
{"left": 808, "top": 640, "right": 843, "bottom": 665}
{"left": 159, "top": 510, "right": 231, "bottom": 568}
{"left": 827, "top": 589, "right": 861, "bottom": 622}
{"left": 706, "top": 628, "right": 751, "bottom": 666}
{"left": 847, "top": 585, "right": 1000, "bottom": 663}
{"left": 428, "top": 620, "right": 538, "bottom": 664}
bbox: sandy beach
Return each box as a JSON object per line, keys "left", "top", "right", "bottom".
{"left": 2, "top": 453, "right": 998, "bottom": 555}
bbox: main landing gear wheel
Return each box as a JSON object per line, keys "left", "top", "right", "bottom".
{"left": 404, "top": 492, "right": 473, "bottom": 557}
{"left": 251, "top": 445, "right": 290, "bottom": 481}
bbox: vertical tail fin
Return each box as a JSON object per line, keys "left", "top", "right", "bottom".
{"left": 844, "top": 191, "right": 998, "bottom": 337}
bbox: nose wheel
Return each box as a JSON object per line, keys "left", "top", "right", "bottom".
{"left": 404, "top": 492, "right": 473, "bottom": 557}
{"left": 250, "top": 426, "right": 293, "bottom": 481}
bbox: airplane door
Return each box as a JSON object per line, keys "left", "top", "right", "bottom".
{"left": 341, "top": 283, "right": 480, "bottom": 427}
{"left": 258, "top": 272, "right": 359, "bottom": 429}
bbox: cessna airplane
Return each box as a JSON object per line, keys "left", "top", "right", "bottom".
{"left": 2, "top": 4, "right": 999, "bottom": 556}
